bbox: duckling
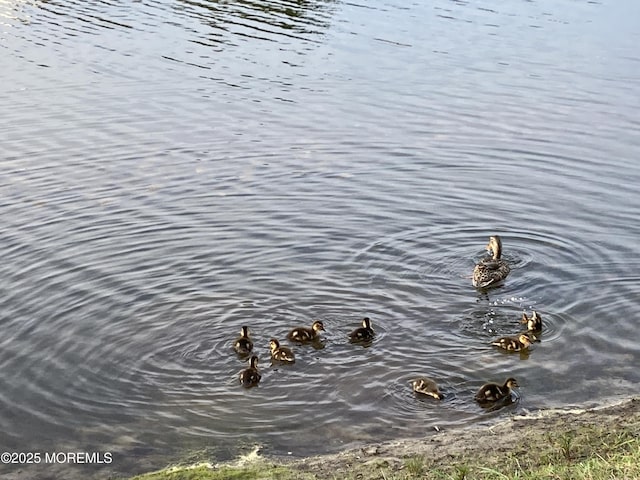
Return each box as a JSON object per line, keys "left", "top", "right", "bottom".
{"left": 410, "top": 377, "right": 444, "bottom": 400}
{"left": 349, "top": 317, "right": 375, "bottom": 342}
{"left": 269, "top": 338, "right": 295, "bottom": 363}
{"left": 233, "top": 325, "right": 253, "bottom": 355}
{"left": 472, "top": 235, "right": 511, "bottom": 288}
{"left": 491, "top": 333, "right": 534, "bottom": 352}
{"left": 239, "top": 355, "right": 261, "bottom": 388}
{"left": 287, "top": 320, "right": 325, "bottom": 342}
{"left": 474, "top": 377, "right": 518, "bottom": 403}
{"left": 521, "top": 311, "right": 542, "bottom": 332}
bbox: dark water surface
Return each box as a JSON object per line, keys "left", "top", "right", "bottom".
{"left": 2, "top": 0, "right": 640, "bottom": 477}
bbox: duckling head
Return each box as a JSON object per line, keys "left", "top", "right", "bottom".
{"left": 519, "top": 334, "right": 534, "bottom": 347}
{"left": 532, "top": 311, "right": 542, "bottom": 325}
{"left": 362, "top": 317, "right": 372, "bottom": 329}
{"left": 269, "top": 338, "right": 280, "bottom": 352}
{"left": 312, "top": 320, "right": 325, "bottom": 332}
{"left": 249, "top": 355, "right": 259, "bottom": 369}
{"left": 505, "top": 377, "right": 518, "bottom": 389}
{"left": 522, "top": 311, "right": 542, "bottom": 331}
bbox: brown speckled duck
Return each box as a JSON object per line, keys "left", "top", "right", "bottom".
{"left": 410, "top": 377, "right": 444, "bottom": 400}
{"left": 239, "top": 355, "right": 261, "bottom": 388}
{"left": 233, "top": 325, "right": 253, "bottom": 355}
{"left": 348, "top": 317, "right": 375, "bottom": 342}
{"left": 474, "top": 377, "right": 518, "bottom": 403}
{"left": 472, "top": 235, "right": 511, "bottom": 288}
{"left": 287, "top": 320, "right": 325, "bottom": 343}
{"left": 521, "top": 311, "right": 542, "bottom": 332}
{"left": 269, "top": 338, "right": 295, "bottom": 363}
{"left": 491, "top": 333, "right": 534, "bottom": 352}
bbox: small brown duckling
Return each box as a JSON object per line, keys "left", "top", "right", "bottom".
{"left": 472, "top": 235, "right": 511, "bottom": 288}
{"left": 521, "top": 311, "right": 542, "bottom": 332}
{"left": 474, "top": 377, "right": 518, "bottom": 403}
{"left": 410, "top": 377, "right": 444, "bottom": 400}
{"left": 287, "top": 320, "right": 325, "bottom": 342}
{"left": 491, "top": 333, "right": 534, "bottom": 352}
{"left": 239, "top": 355, "right": 261, "bottom": 388}
{"left": 269, "top": 338, "right": 295, "bottom": 363}
{"left": 233, "top": 325, "right": 253, "bottom": 355}
{"left": 349, "top": 317, "right": 375, "bottom": 342}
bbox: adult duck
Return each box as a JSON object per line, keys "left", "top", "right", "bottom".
{"left": 472, "top": 235, "right": 511, "bottom": 288}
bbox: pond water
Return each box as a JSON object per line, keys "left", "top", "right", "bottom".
{"left": 1, "top": 0, "right": 640, "bottom": 478}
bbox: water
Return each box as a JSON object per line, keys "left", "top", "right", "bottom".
{"left": 1, "top": 0, "right": 640, "bottom": 477}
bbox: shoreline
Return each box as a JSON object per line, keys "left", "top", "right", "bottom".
{"left": 292, "top": 396, "right": 640, "bottom": 478}
{"left": 129, "top": 396, "right": 640, "bottom": 479}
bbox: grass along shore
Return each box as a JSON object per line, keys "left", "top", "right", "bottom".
{"left": 128, "top": 397, "right": 640, "bottom": 480}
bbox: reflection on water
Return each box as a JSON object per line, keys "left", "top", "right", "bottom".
{"left": 1, "top": 0, "right": 337, "bottom": 40}
{"left": 173, "top": 0, "right": 336, "bottom": 45}
{"left": 1, "top": 0, "right": 640, "bottom": 478}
